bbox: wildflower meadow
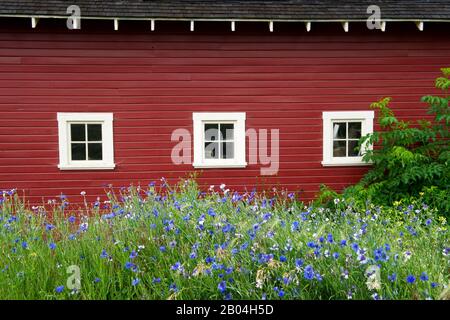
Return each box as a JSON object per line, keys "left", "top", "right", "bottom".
{"left": 0, "top": 179, "right": 448, "bottom": 300}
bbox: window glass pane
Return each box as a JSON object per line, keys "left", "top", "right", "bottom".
{"left": 333, "top": 122, "right": 346, "bottom": 139}
{"left": 348, "top": 140, "right": 360, "bottom": 157}
{"left": 88, "top": 124, "right": 102, "bottom": 141}
{"left": 70, "top": 124, "right": 85, "bottom": 141}
{"left": 88, "top": 143, "right": 103, "bottom": 160}
{"left": 204, "top": 142, "right": 219, "bottom": 159}
{"left": 204, "top": 124, "right": 219, "bottom": 141}
{"left": 220, "top": 124, "right": 234, "bottom": 141}
{"left": 71, "top": 143, "right": 86, "bottom": 160}
{"left": 333, "top": 141, "right": 346, "bottom": 157}
{"left": 221, "top": 142, "right": 234, "bottom": 159}
{"left": 348, "top": 122, "right": 362, "bottom": 139}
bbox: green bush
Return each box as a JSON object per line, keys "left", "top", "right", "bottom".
{"left": 344, "top": 68, "right": 450, "bottom": 218}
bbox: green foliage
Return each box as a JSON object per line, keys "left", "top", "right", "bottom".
{"left": 313, "top": 184, "right": 340, "bottom": 208}
{"left": 349, "top": 68, "right": 450, "bottom": 218}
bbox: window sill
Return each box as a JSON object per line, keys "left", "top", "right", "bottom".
{"left": 321, "top": 161, "right": 372, "bottom": 167}
{"left": 58, "top": 163, "right": 116, "bottom": 170}
{"left": 193, "top": 162, "right": 247, "bottom": 169}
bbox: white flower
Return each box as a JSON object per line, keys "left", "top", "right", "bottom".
{"left": 366, "top": 274, "right": 381, "bottom": 290}
{"left": 256, "top": 279, "right": 264, "bottom": 289}
{"left": 220, "top": 183, "right": 226, "bottom": 190}
{"left": 80, "top": 191, "right": 86, "bottom": 196}
{"left": 403, "top": 250, "right": 412, "bottom": 262}
{"left": 443, "top": 248, "right": 449, "bottom": 257}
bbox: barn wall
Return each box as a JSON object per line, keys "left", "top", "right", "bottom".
{"left": 0, "top": 19, "right": 448, "bottom": 205}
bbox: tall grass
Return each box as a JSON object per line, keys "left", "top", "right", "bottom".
{"left": 0, "top": 179, "right": 448, "bottom": 300}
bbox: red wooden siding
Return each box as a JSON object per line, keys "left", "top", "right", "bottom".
{"left": 0, "top": 19, "right": 448, "bottom": 205}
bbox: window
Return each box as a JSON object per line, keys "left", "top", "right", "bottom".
{"left": 193, "top": 112, "right": 246, "bottom": 168}
{"left": 57, "top": 113, "right": 115, "bottom": 170}
{"left": 322, "top": 111, "right": 374, "bottom": 166}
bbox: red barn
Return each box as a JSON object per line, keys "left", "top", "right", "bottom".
{"left": 0, "top": 0, "right": 449, "bottom": 205}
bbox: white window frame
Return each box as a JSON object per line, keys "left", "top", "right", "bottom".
{"left": 57, "top": 113, "right": 115, "bottom": 170}
{"left": 193, "top": 112, "right": 247, "bottom": 168}
{"left": 322, "top": 111, "right": 374, "bottom": 166}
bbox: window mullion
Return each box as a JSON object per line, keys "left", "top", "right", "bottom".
{"left": 218, "top": 123, "right": 222, "bottom": 159}
{"left": 346, "top": 122, "right": 349, "bottom": 158}
{"left": 85, "top": 124, "right": 88, "bottom": 161}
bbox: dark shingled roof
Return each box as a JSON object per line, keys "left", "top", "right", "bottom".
{"left": 0, "top": 1, "right": 449, "bottom": 21}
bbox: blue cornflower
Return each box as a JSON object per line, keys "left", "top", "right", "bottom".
{"left": 205, "top": 256, "right": 215, "bottom": 264}
{"left": 307, "top": 241, "right": 316, "bottom": 248}
{"left": 332, "top": 252, "right": 339, "bottom": 259}
{"left": 171, "top": 262, "right": 182, "bottom": 271}
{"left": 420, "top": 272, "right": 429, "bottom": 282}
{"left": 226, "top": 267, "right": 233, "bottom": 274}
{"left": 68, "top": 216, "right": 76, "bottom": 223}
{"left": 279, "top": 255, "right": 287, "bottom": 262}
{"left": 388, "top": 273, "right": 397, "bottom": 282}
{"left": 189, "top": 252, "right": 197, "bottom": 259}
{"left": 327, "top": 233, "right": 334, "bottom": 243}
{"left": 351, "top": 243, "right": 359, "bottom": 252}
{"left": 132, "top": 278, "right": 140, "bottom": 286}
{"left": 295, "top": 259, "right": 304, "bottom": 268}
{"left": 340, "top": 239, "right": 347, "bottom": 247}
{"left": 372, "top": 293, "right": 382, "bottom": 300}
{"left": 129, "top": 251, "right": 138, "bottom": 259}
{"left": 49, "top": 242, "right": 56, "bottom": 250}
{"left": 159, "top": 246, "right": 166, "bottom": 252}
{"left": 406, "top": 275, "right": 416, "bottom": 284}
{"left": 45, "top": 224, "right": 55, "bottom": 231}
{"left": 425, "top": 219, "right": 432, "bottom": 226}
{"left": 291, "top": 221, "right": 299, "bottom": 232}
{"left": 304, "top": 265, "right": 315, "bottom": 280}
{"left": 55, "top": 285, "right": 64, "bottom": 293}
{"left": 21, "top": 241, "right": 28, "bottom": 249}
{"left": 125, "top": 261, "right": 137, "bottom": 272}
{"left": 315, "top": 273, "right": 323, "bottom": 281}
{"left": 278, "top": 290, "right": 285, "bottom": 298}
{"left": 431, "top": 282, "right": 438, "bottom": 288}
{"left": 100, "top": 249, "right": 108, "bottom": 259}
{"left": 208, "top": 208, "right": 216, "bottom": 217}
{"left": 153, "top": 278, "right": 161, "bottom": 284}
{"left": 218, "top": 281, "right": 226, "bottom": 293}
{"left": 94, "top": 278, "right": 101, "bottom": 283}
